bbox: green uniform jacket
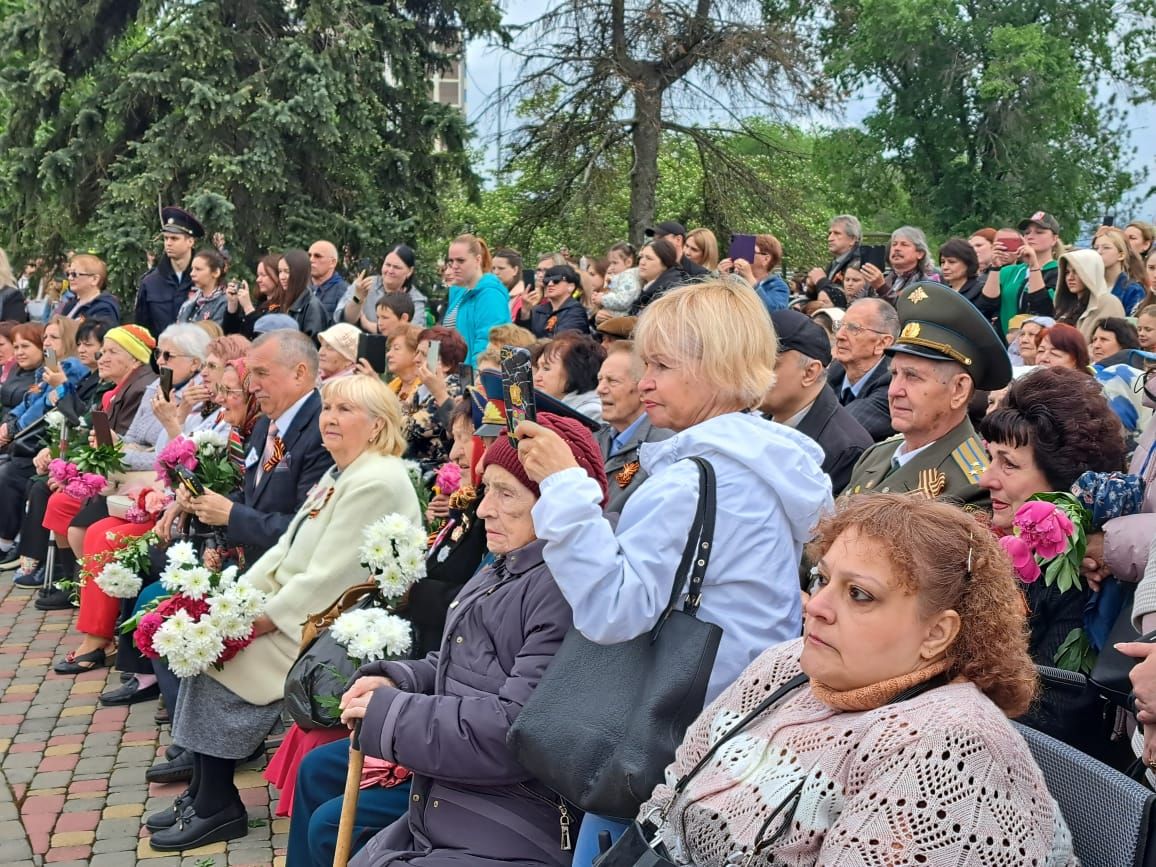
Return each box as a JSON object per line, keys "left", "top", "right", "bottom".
{"left": 843, "top": 417, "right": 991, "bottom": 511}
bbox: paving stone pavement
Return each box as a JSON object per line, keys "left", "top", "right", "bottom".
{"left": 0, "top": 579, "right": 288, "bottom": 866}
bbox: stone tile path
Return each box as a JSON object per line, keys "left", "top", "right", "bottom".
{"left": 0, "top": 579, "right": 286, "bottom": 866}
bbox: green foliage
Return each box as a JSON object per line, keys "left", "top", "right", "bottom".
{"left": 71, "top": 441, "right": 126, "bottom": 477}
{"left": 822, "top": 0, "right": 1149, "bottom": 237}
{"left": 0, "top": 0, "right": 504, "bottom": 302}
{"left": 446, "top": 120, "right": 834, "bottom": 273}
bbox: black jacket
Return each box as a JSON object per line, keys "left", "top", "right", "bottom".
{"left": 0, "top": 286, "right": 28, "bottom": 323}
{"left": 826, "top": 359, "right": 894, "bottom": 443}
{"left": 62, "top": 292, "right": 122, "bottom": 325}
{"left": 134, "top": 257, "right": 192, "bottom": 337}
{"left": 630, "top": 265, "right": 689, "bottom": 315}
{"left": 0, "top": 366, "right": 36, "bottom": 414}
{"left": 226, "top": 389, "right": 334, "bottom": 564}
{"left": 288, "top": 289, "right": 328, "bottom": 341}
{"left": 794, "top": 384, "right": 873, "bottom": 496}
{"left": 681, "top": 256, "right": 709, "bottom": 279}
{"left": 529, "top": 296, "right": 589, "bottom": 339}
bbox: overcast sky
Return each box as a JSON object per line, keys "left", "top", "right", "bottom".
{"left": 461, "top": 7, "right": 1156, "bottom": 224}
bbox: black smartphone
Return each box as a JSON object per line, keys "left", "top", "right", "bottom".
{"left": 500, "top": 346, "right": 536, "bottom": 447}
{"left": 91, "top": 410, "right": 113, "bottom": 448}
{"left": 173, "top": 464, "right": 205, "bottom": 497}
{"left": 357, "top": 333, "right": 388, "bottom": 375}
{"left": 1102, "top": 215, "right": 1116, "bottom": 228}
{"left": 159, "top": 367, "right": 174, "bottom": 401}
{"left": 356, "top": 257, "right": 374, "bottom": 274}
{"left": 728, "top": 234, "right": 756, "bottom": 263}
{"left": 861, "top": 245, "right": 887, "bottom": 271}
{"left": 458, "top": 363, "right": 475, "bottom": 388}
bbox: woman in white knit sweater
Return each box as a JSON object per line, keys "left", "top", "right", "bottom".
{"left": 640, "top": 494, "right": 1077, "bottom": 867}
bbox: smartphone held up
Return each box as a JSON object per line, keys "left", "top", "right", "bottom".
{"left": 500, "top": 345, "right": 536, "bottom": 447}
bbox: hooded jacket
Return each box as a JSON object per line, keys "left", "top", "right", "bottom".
{"left": 1054, "top": 249, "right": 1126, "bottom": 341}
{"left": 446, "top": 273, "right": 512, "bottom": 366}
{"left": 532, "top": 411, "right": 833, "bottom": 701}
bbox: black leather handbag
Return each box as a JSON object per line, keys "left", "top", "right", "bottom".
{"left": 508, "top": 457, "right": 721, "bottom": 820}
{"left": 1090, "top": 607, "right": 1156, "bottom": 712}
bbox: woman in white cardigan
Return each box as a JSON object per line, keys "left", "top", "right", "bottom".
{"left": 146, "top": 374, "right": 422, "bottom": 853}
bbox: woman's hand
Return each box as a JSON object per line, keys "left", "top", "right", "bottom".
{"left": 524, "top": 286, "right": 543, "bottom": 307}
{"left": 731, "top": 258, "right": 755, "bottom": 285}
{"left": 717, "top": 257, "right": 734, "bottom": 275}
{"left": 514, "top": 420, "right": 578, "bottom": 482}
{"left": 156, "top": 502, "right": 183, "bottom": 544}
{"left": 1120, "top": 641, "right": 1156, "bottom": 724}
{"left": 151, "top": 390, "right": 185, "bottom": 436}
{"left": 354, "top": 358, "right": 380, "bottom": 378}
{"left": 250, "top": 615, "right": 277, "bottom": 637}
{"left": 188, "top": 490, "right": 234, "bottom": 526}
{"left": 861, "top": 262, "right": 886, "bottom": 289}
{"left": 426, "top": 492, "right": 451, "bottom": 523}
{"left": 1143, "top": 724, "right": 1156, "bottom": 770}
{"left": 339, "top": 675, "right": 396, "bottom": 729}
{"left": 1018, "top": 243, "right": 1040, "bottom": 269}
{"left": 807, "top": 266, "right": 827, "bottom": 288}
{"left": 0, "top": 423, "right": 10, "bottom": 447}
{"left": 591, "top": 290, "right": 605, "bottom": 307}
{"left": 1080, "top": 531, "right": 1107, "bottom": 592}
{"left": 33, "top": 447, "right": 52, "bottom": 475}
{"left": 42, "top": 367, "right": 66, "bottom": 389}
{"left": 416, "top": 361, "right": 449, "bottom": 405}
{"left": 89, "top": 429, "right": 120, "bottom": 448}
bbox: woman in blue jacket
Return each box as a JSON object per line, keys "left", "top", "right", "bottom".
{"left": 442, "top": 234, "right": 511, "bottom": 365}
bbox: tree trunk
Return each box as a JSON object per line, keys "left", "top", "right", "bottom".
{"left": 628, "top": 79, "right": 663, "bottom": 245}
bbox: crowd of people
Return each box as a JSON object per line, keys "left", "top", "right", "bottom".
{"left": 2, "top": 202, "right": 1156, "bottom": 865}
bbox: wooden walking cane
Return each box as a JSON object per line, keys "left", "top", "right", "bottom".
{"left": 332, "top": 721, "right": 365, "bottom": 867}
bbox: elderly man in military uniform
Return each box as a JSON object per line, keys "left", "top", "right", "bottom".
{"left": 844, "top": 281, "right": 1012, "bottom": 509}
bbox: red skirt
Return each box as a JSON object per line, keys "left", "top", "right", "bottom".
{"left": 43, "top": 490, "right": 88, "bottom": 535}
{"left": 264, "top": 723, "right": 349, "bottom": 817}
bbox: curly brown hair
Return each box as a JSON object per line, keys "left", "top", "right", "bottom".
{"left": 805, "top": 494, "right": 1036, "bottom": 717}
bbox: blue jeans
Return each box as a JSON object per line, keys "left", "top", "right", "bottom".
{"left": 573, "top": 814, "right": 631, "bottom": 867}
{"left": 287, "top": 737, "right": 411, "bottom": 867}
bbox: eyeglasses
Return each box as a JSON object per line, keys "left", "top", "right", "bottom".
{"left": 214, "top": 384, "right": 245, "bottom": 398}
{"left": 65, "top": 271, "right": 95, "bottom": 279}
{"left": 156, "top": 350, "right": 191, "bottom": 362}
{"left": 835, "top": 321, "right": 889, "bottom": 337}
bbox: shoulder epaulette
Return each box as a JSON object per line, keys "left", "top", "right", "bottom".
{"left": 951, "top": 436, "right": 988, "bottom": 484}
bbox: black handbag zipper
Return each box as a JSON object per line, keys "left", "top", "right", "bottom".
{"left": 518, "top": 783, "right": 573, "bottom": 850}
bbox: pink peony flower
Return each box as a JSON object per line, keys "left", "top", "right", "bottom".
{"left": 435, "top": 462, "right": 462, "bottom": 496}
{"left": 49, "top": 459, "right": 79, "bottom": 484}
{"left": 156, "top": 437, "right": 198, "bottom": 479}
{"left": 134, "top": 611, "right": 164, "bottom": 658}
{"left": 1014, "top": 500, "right": 1076, "bottom": 560}
{"left": 1000, "top": 534, "right": 1041, "bottom": 584}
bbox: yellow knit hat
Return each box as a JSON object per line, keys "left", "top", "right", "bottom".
{"left": 105, "top": 325, "right": 156, "bottom": 364}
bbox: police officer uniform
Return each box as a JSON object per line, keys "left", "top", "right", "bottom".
{"left": 844, "top": 281, "right": 1013, "bottom": 509}
{"left": 134, "top": 207, "right": 203, "bottom": 336}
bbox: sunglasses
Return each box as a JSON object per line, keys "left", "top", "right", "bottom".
{"left": 155, "top": 350, "right": 191, "bottom": 362}
{"left": 544, "top": 276, "right": 568, "bottom": 286}
{"left": 65, "top": 271, "right": 95, "bottom": 279}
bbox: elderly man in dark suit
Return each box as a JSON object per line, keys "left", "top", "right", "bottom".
{"left": 826, "top": 297, "right": 898, "bottom": 441}
{"left": 592, "top": 341, "right": 671, "bottom": 514}
{"left": 762, "top": 310, "right": 872, "bottom": 495}
{"left": 111, "top": 332, "right": 333, "bottom": 782}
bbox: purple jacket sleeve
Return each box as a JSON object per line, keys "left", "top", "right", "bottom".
{"left": 358, "top": 654, "right": 439, "bottom": 696}
{"left": 358, "top": 578, "right": 570, "bottom": 786}
{"left": 1104, "top": 513, "right": 1156, "bottom": 583}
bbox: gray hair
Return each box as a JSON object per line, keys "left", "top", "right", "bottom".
{"left": 158, "top": 323, "right": 212, "bottom": 361}
{"left": 890, "top": 226, "right": 933, "bottom": 269}
{"left": 253, "top": 329, "right": 320, "bottom": 377}
{"left": 852, "top": 297, "right": 900, "bottom": 339}
{"left": 831, "top": 215, "right": 862, "bottom": 243}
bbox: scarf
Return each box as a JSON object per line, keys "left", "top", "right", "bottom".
{"left": 810, "top": 657, "right": 953, "bottom": 712}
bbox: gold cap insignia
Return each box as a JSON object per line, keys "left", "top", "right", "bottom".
{"left": 909, "top": 287, "right": 929, "bottom": 304}
{"left": 901, "top": 322, "right": 921, "bottom": 339}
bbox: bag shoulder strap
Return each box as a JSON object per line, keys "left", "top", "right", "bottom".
{"left": 671, "top": 672, "right": 809, "bottom": 799}
{"left": 650, "top": 457, "right": 716, "bottom": 641}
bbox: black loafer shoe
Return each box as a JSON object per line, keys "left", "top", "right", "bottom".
{"left": 34, "top": 587, "right": 76, "bottom": 611}
{"left": 147, "top": 805, "right": 248, "bottom": 852}
{"left": 99, "top": 676, "right": 160, "bottom": 706}
{"left": 145, "top": 792, "right": 193, "bottom": 831}
{"left": 164, "top": 744, "right": 184, "bottom": 761}
{"left": 145, "top": 749, "right": 195, "bottom": 784}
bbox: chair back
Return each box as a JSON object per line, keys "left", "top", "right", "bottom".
{"left": 1014, "top": 721, "right": 1156, "bottom": 867}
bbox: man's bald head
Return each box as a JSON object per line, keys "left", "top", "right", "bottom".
{"left": 309, "top": 240, "right": 339, "bottom": 283}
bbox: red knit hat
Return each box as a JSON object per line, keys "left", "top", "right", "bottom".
{"left": 482, "top": 412, "right": 609, "bottom": 507}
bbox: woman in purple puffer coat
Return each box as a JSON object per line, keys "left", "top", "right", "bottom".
{"left": 337, "top": 414, "right": 608, "bottom": 867}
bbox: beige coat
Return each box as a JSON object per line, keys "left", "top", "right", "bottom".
{"left": 1055, "top": 248, "right": 1126, "bottom": 341}
{"left": 210, "top": 450, "right": 421, "bottom": 706}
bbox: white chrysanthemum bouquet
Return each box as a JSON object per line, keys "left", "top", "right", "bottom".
{"left": 130, "top": 541, "right": 268, "bottom": 678}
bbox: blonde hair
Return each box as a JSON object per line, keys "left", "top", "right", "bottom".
{"left": 69, "top": 253, "right": 107, "bottom": 290}
{"left": 633, "top": 279, "right": 776, "bottom": 408}
{"left": 0, "top": 248, "right": 16, "bottom": 289}
{"left": 1095, "top": 226, "right": 1146, "bottom": 283}
{"left": 320, "top": 375, "right": 407, "bottom": 457}
{"left": 487, "top": 323, "right": 536, "bottom": 351}
{"left": 686, "top": 228, "right": 720, "bottom": 270}
{"left": 47, "top": 316, "right": 79, "bottom": 359}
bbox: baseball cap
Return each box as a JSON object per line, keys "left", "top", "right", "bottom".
{"left": 644, "top": 220, "right": 687, "bottom": 239}
{"left": 1018, "top": 211, "right": 1061, "bottom": 234}
{"left": 770, "top": 309, "right": 831, "bottom": 367}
